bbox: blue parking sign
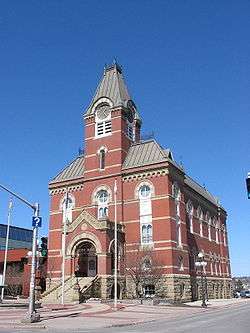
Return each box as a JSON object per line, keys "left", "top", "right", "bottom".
{"left": 32, "top": 216, "right": 42, "bottom": 227}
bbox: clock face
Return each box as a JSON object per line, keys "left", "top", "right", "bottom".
{"left": 96, "top": 104, "right": 110, "bottom": 120}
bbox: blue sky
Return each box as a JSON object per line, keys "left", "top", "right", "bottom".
{"left": 0, "top": 1, "right": 249, "bottom": 276}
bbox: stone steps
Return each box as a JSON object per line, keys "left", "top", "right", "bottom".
{"left": 42, "top": 276, "right": 97, "bottom": 304}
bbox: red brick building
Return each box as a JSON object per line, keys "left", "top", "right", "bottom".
{"left": 45, "top": 63, "right": 231, "bottom": 303}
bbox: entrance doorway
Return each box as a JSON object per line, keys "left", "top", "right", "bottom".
{"left": 75, "top": 241, "right": 97, "bottom": 277}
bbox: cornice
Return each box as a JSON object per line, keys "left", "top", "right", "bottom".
{"left": 122, "top": 168, "right": 169, "bottom": 182}
{"left": 50, "top": 184, "right": 84, "bottom": 195}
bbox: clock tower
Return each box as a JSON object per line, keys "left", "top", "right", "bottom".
{"left": 83, "top": 63, "right": 141, "bottom": 180}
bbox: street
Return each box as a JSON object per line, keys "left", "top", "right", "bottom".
{"left": 96, "top": 302, "right": 250, "bottom": 333}
{"left": 0, "top": 300, "right": 249, "bottom": 333}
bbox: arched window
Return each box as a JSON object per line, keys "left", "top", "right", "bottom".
{"left": 173, "top": 182, "right": 181, "bottom": 247}
{"left": 197, "top": 207, "right": 203, "bottom": 237}
{"left": 138, "top": 183, "right": 153, "bottom": 244}
{"left": 207, "top": 215, "right": 212, "bottom": 241}
{"left": 210, "top": 252, "right": 214, "bottom": 275}
{"left": 178, "top": 255, "right": 184, "bottom": 271}
{"left": 97, "top": 190, "right": 108, "bottom": 219}
{"left": 141, "top": 224, "right": 153, "bottom": 244}
{"left": 99, "top": 149, "right": 105, "bottom": 170}
{"left": 61, "top": 194, "right": 75, "bottom": 224}
{"left": 139, "top": 185, "right": 151, "bottom": 198}
{"left": 186, "top": 200, "right": 193, "bottom": 233}
{"left": 215, "top": 221, "right": 219, "bottom": 244}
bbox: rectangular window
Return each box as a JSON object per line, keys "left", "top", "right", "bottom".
{"left": 141, "top": 224, "right": 153, "bottom": 244}
{"left": 144, "top": 285, "right": 155, "bottom": 297}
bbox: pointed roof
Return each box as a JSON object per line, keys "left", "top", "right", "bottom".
{"left": 49, "top": 155, "right": 84, "bottom": 185}
{"left": 85, "top": 63, "right": 141, "bottom": 121}
{"left": 122, "top": 140, "right": 171, "bottom": 169}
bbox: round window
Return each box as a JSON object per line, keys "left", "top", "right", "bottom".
{"left": 139, "top": 185, "right": 151, "bottom": 198}
{"left": 97, "top": 190, "right": 108, "bottom": 203}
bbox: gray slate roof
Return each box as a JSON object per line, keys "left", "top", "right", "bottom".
{"left": 85, "top": 64, "right": 141, "bottom": 121}
{"left": 184, "top": 176, "right": 219, "bottom": 206}
{"left": 49, "top": 141, "right": 221, "bottom": 209}
{"left": 122, "top": 140, "right": 170, "bottom": 169}
{"left": 50, "top": 155, "right": 84, "bottom": 184}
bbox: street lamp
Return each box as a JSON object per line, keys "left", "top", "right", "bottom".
{"left": 195, "top": 252, "right": 207, "bottom": 307}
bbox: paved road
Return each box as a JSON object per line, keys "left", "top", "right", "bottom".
{"left": 0, "top": 301, "right": 249, "bottom": 333}
{"left": 84, "top": 302, "right": 250, "bottom": 333}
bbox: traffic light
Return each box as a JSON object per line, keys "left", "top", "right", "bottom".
{"left": 40, "top": 237, "right": 48, "bottom": 257}
{"left": 246, "top": 173, "right": 250, "bottom": 199}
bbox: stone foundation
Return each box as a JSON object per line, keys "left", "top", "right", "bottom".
{"left": 43, "top": 274, "right": 232, "bottom": 303}
{"left": 125, "top": 274, "right": 232, "bottom": 302}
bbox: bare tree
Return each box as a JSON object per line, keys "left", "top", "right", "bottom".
{"left": 124, "top": 247, "right": 164, "bottom": 298}
{"left": 5, "top": 264, "right": 23, "bottom": 298}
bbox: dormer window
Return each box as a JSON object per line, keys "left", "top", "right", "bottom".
{"left": 95, "top": 103, "right": 112, "bottom": 137}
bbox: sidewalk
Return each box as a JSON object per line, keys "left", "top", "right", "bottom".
{"left": 184, "top": 297, "right": 250, "bottom": 308}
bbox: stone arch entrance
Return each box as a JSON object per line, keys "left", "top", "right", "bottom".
{"left": 74, "top": 241, "right": 97, "bottom": 277}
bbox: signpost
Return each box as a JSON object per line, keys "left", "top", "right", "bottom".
{"left": 32, "top": 216, "right": 42, "bottom": 228}
{"left": 0, "top": 183, "right": 41, "bottom": 322}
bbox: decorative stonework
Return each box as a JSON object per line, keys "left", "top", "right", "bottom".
{"left": 50, "top": 184, "right": 84, "bottom": 195}
{"left": 66, "top": 232, "right": 102, "bottom": 256}
{"left": 122, "top": 169, "right": 169, "bottom": 182}
{"left": 67, "top": 209, "right": 111, "bottom": 233}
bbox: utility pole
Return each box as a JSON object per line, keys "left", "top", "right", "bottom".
{"left": 114, "top": 180, "right": 118, "bottom": 310}
{"left": 0, "top": 183, "right": 41, "bottom": 322}
{"left": 0, "top": 198, "right": 13, "bottom": 302}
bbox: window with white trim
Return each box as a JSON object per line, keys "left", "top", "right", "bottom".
{"left": 99, "top": 149, "right": 105, "bottom": 170}
{"left": 178, "top": 255, "right": 184, "bottom": 271}
{"left": 97, "top": 190, "right": 109, "bottom": 219}
{"left": 219, "top": 263, "right": 222, "bottom": 276}
{"left": 215, "top": 261, "right": 218, "bottom": 276}
{"left": 208, "top": 216, "right": 212, "bottom": 241}
{"left": 173, "top": 183, "right": 181, "bottom": 247}
{"left": 186, "top": 200, "right": 193, "bottom": 234}
{"left": 210, "top": 261, "right": 213, "bottom": 275}
{"left": 197, "top": 207, "right": 203, "bottom": 237}
{"left": 139, "top": 184, "right": 153, "bottom": 244}
{"left": 62, "top": 195, "right": 74, "bottom": 224}
{"left": 215, "top": 226, "right": 219, "bottom": 244}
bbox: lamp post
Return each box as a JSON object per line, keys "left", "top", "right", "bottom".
{"left": 114, "top": 180, "right": 118, "bottom": 310}
{"left": 195, "top": 252, "right": 207, "bottom": 308}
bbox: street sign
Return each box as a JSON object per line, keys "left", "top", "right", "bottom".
{"left": 32, "top": 216, "right": 42, "bottom": 227}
